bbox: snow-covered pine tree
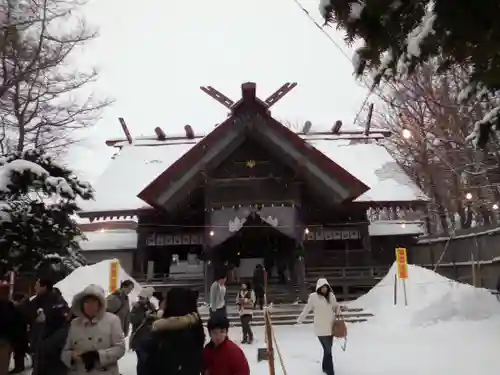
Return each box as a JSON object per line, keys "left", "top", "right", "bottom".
{"left": 0, "top": 149, "right": 94, "bottom": 275}
{"left": 319, "top": 0, "right": 500, "bottom": 148}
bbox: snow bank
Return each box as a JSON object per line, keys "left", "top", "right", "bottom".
{"left": 55, "top": 259, "right": 143, "bottom": 307}
{"left": 352, "top": 263, "right": 500, "bottom": 326}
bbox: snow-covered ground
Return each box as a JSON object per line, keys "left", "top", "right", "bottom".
{"left": 57, "top": 260, "right": 500, "bottom": 375}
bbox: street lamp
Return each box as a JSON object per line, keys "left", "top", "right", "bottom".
{"left": 402, "top": 129, "right": 412, "bottom": 139}
{"left": 465, "top": 192, "right": 473, "bottom": 200}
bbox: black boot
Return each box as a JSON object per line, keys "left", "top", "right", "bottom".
{"left": 9, "top": 368, "right": 25, "bottom": 374}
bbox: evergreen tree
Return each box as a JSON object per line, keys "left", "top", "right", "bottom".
{"left": 0, "top": 149, "right": 93, "bottom": 274}
{"left": 319, "top": 0, "right": 500, "bottom": 147}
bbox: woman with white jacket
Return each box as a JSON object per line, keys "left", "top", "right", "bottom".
{"left": 297, "top": 278, "right": 340, "bottom": 375}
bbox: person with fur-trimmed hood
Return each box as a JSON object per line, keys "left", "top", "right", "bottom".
{"left": 61, "top": 285, "right": 126, "bottom": 375}
{"left": 141, "top": 287, "right": 204, "bottom": 375}
{"left": 297, "top": 278, "right": 341, "bottom": 375}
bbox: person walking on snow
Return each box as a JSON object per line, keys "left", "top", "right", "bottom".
{"left": 252, "top": 264, "right": 265, "bottom": 310}
{"left": 129, "top": 287, "right": 157, "bottom": 375}
{"left": 296, "top": 278, "right": 341, "bottom": 375}
{"left": 61, "top": 284, "right": 125, "bottom": 375}
{"left": 209, "top": 274, "right": 227, "bottom": 319}
{"left": 236, "top": 282, "right": 255, "bottom": 344}
{"left": 106, "top": 280, "right": 134, "bottom": 337}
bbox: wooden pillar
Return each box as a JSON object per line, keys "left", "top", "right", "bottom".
{"left": 360, "top": 224, "right": 371, "bottom": 267}
{"left": 134, "top": 229, "right": 148, "bottom": 275}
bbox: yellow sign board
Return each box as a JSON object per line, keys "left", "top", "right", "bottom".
{"left": 109, "top": 261, "right": 120, "bottom": 293}
{"left": 395, "top": 248, "right": 408, "bottom": 279}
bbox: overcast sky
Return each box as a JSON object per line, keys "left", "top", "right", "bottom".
{"left": 68, "top": 0, "right": 368, "bottom": 183}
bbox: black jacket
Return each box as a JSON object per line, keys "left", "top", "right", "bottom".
{"left": 129, "top": 300, "right": 156, "bottom": 351}
{"left": 36, "top": 323, "right": 70, "bottom": 375}
{"left": 29, "top": 290, "right": 68, "bottom": 353}
{"left": 142, "top": 321, "right": 204, "bottom": 375}
{"left": 0, "top": 300, "right": 24, "bottom": 345}
{"left": 253, "top": 268, "right": 265, "bottom": 289}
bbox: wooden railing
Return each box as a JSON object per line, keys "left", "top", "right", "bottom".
{"left": 306, "top": 266, "right": 389, "bottom": 279}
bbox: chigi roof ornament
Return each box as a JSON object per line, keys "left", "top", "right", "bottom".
{"left": 199, "top": 82, "right": 298, "bottom": 114}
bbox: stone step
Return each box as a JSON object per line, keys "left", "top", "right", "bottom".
{"left": 202, "top": 317, "right": 369, "bottom": 327}
{"left": 197, "top": 306, "right": 373, "bottom": 326}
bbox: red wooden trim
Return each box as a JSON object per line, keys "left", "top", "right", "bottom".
{"left": 137, "top": 116, "right": 236, "bottom": 205}
{"left": 118, "top": 118, "right": 133, "bottom": 144}
{"left": 138, "top": 104, "right": 370, "bottom": 208}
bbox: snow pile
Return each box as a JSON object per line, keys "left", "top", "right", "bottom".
{"left": 352, "top": 263, "right": 500, "bottom": 326}
{"left": 55, "top": 259, "right": 143, "bottom": 307}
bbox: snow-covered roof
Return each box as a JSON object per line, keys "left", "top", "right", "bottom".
{"left": 80, "top": 135, "right": 427, "bottom": 215}
{"left": 80, "top": 229, "right": 138, "bottom": 251}
{"left": 306, "top": 140, "right": 428, "bottom": 203}
{"left": 80, "top": 140, "right": 197, "bottom": 213}
{"left": 368, "top": 221, "right": 425, "bottom": 237}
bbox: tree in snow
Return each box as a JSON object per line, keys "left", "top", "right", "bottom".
{"left": 373, "top": 61, "right": 500, "bottom": 233}
{"left": 319, "top": 0, "right": 500, "bottom": 148}
{"left": 0, "top": 148, "right": 93, "bottom": 274}
{"left": 0, "top": 0, "right": 112, "bottom": 154}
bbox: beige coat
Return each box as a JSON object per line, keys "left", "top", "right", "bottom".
{"left": 61, "top": 285, "right": 126, "bottom": 375}
{"left": 297, "top": 278, "right": 340, "bottom": 336}
{"left": 236, "top": 289, "right": 255, "bottom": 316}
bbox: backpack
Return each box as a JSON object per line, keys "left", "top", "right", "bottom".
{"left": 108, "top": 291, "right": 124, "bottom": 315}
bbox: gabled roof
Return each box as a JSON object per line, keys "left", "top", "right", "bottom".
{"left": 78, "top": 84, "right": 428, "bottom": 219}
{"left": 138, "top": 83, "right": 369, "bottom": 209}
{"left": 308, "top": 140, "right": 429, "bottom": 203}
{"left": 79, "top": 139, "right": 428, "bottom": 218}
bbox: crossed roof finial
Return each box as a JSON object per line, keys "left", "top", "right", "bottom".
{"left": 200, "top": 82, "right": 297, "bottom": 111}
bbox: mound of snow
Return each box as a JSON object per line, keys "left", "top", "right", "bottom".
{"left": 55, "top": 259, "right": 143, "bottom": 307}
{"left": 352, "top": 263, "right": 500, "bottom": 326}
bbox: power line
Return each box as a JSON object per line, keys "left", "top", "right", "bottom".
{"left": 289, "top": 0, "right": 377, "bottom": 124}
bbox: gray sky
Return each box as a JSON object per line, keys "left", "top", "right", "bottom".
{"left": 68, "top": 0, "right": 368, "bottom": 183}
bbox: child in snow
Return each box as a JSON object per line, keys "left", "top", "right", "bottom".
{"left": 203, "top": 316, "right": 250, "bottom": 375}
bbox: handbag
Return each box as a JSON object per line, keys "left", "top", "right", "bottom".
{"left": 332, "top": 318, "right": 347, "bottom": 338}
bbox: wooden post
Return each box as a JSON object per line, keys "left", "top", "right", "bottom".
{"left": 402, "top": 279, "right": 408, "bottom": 306}
{"left": 393, "top": 273, "right": 398, "bottom": 305}
{"left": 471, "top": 250, "right": 477, "bottom": 287}
{"left": 258, "top": 270, "right": 274, "bottom": 364}
{"left": 265, "top": 310, "right": 276, "bottom": 375}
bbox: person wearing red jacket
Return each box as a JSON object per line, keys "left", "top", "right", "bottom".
{"left": 203, "top": 316, "right": 250, "bottom": 375}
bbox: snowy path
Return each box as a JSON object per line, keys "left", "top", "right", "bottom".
{"left": 119, "top": 318, "right": 500, "bottom": 375}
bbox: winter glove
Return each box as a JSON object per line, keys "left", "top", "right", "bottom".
{"left": 80, "top": 350, "right": 99, "bottom": 372}
{"left": 36, "top": 309, "right": 46, "bottom": 323}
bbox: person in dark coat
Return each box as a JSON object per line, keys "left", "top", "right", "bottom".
{"left": 0, "top": 281, "right": 24, "bottom": 375}
{"left": 10, "top": 293, "right": 30, "bottom": 374}
{"left": 106, "top": 280, "right": 134, "bottom": 337}
{"left": 29, "top": 278, "right": 68, "bottom": 374}
{"left": 203, "top": 316, "right": 250, "bottom": 375}
{"left": 36, "top": 311, "right": 75, "bottom": 375}
{"left": 252, "top": 264, "right": 265, "bottom": 310}
{"left": 142, "top": 287, "right": 204, "bottom": 375}
{"left": 129, "top": 288, "right": 157, "bottom": 375}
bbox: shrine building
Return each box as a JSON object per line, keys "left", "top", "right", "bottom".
{"left": 78, "top": 82, "right": 428, "bottom": 301}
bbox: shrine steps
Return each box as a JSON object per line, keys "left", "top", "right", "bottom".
{"left": 197, "top": 304, "right": 374, "bottom": 327}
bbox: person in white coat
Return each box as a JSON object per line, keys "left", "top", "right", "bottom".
{"left": 297, "top": 278, "right": 340, "bottom": 375}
